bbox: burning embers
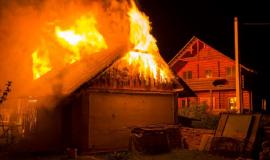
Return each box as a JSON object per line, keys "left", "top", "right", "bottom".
{"left": 31, "top": 0, "right": 174, "bottom": 90}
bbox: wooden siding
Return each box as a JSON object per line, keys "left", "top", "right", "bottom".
{"left": 177, "top": 90, "right": 251, "bottom": 111}
{"left": 171, "top": 37, "right": 253, "bottom": 112}
{"left": 182, "top": 78, "right": 235, "bottom": 91}
{"left": 87, "top": 91, "right": 176, "bottom": 151}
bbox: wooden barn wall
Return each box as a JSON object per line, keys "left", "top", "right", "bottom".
{"left": 87, "top": 91, "right": 176, "bottom": 151}
{"left": 30, "top": 95, "right": 91, "bottom": 152}
{"left": 25, "top": 104, "right": 63, "bottom": 152}
{"left": 28, "top": 92, "right": 91, "bottom": 152}
{"left": 64, "top": 91, "right": 90, "bottom": 152}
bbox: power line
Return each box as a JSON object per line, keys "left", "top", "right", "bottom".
{"left": 243, "top": 23, "right": 270, "bottom": 26}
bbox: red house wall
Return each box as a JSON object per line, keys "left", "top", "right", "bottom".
{"left": 171, "top": 37, "right": 252, "bottom": 113}
{"left": 178, "top": 90, "right": 251, "bottom": 112}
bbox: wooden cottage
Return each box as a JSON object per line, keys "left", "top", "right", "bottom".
{"left": 0, "top": 1, "right": 188, "bottom": 152}
{"left": 169, "top": 36, "right": 255, "bottom": 113}
{"left": 62, "top": 54, "right": 183, "bottom": 152}
{"left": 13, "top": 49, "right": 185, "bottom": 153}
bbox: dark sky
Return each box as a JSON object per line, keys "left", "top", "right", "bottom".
{"left": 138, "top": 0, "right": 270, "bottom": 96}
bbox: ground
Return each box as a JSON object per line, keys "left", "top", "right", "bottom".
{"left": 0, "top": 149, "right": 235, "bottom": 160}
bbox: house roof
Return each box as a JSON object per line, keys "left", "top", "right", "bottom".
{"left": 27, "top": 48, "right": 124, "bottom": 97}
{"left": 28, "top": 47, "right": 189, "bottom": 97}
{"left": 169, "top": 36, "right": 255, "bottom": 73}
{"left": 169, "top": 36, "right": 197, "bottom": 65}
{"left": 170, "top": 60, "right": 188, "bottom": 74}
{"left": 175, "top": 76, "right": 196, "bottom": 97}
{"left": 81, "top": 51, "right": 187, "bottom": 93}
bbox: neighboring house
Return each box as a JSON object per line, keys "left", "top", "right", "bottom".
{"left": 169, "top": 36, "right": 255, "bottom": 113}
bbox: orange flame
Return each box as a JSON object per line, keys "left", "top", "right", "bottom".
{"left": 32, "top": 15, "right": 108, "bottom": 80}
{"left": 125, "top": 1, "right": 171, "bottom": 82}
{"left": 55, "top": 16, "right": 108, "bottom": 64}
{"left": 124, "top": 51, "right": 157, "bottom": 79}
{"left": 128, "top": 1, "right": 158, "bottom": 53}
{"left": 31, "top": 1, "right": 172, "bottom": 83}
{"left": 32, "top": 49, "right": 52, "bottom": 79}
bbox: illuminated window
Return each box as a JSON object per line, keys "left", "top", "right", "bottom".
{"left": 226, "top": 66, "right": 235, "bottom": 77}
{"left": 228, "top": 97, "right": 237, "bottom": 110}
{"left": 183, "top": 71, "right": 192, "bottom": 80}
{"left": 205, "top": 70, "right": 212, "bottom": 78}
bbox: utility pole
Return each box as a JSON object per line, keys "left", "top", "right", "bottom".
{"left": 234, "top": 17, "right": 243, "bottom": 113}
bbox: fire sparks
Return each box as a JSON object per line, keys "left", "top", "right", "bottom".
{"left": 32, "top": 49, "right": 52, "bottom": 79}
{"left": 55, "top": 16, "right": 108, "bottom": 64}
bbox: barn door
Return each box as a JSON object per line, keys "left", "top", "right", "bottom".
{"left": 88, "top": 92, "right": 175, "bottom": 150}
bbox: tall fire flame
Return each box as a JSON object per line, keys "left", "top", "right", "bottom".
{"left": 122, "top": 1, "right": 172, "bottom": 82}
{"left": 128, "top": 1, "right": 158, "bottom": 53}
{"left": 31, "top": 0, "right": 172, "bottom": 83}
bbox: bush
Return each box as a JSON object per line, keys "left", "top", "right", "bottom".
{"left": 192, "top": 113, "right": 219, "bottom": 129}
{"left": 178, "top": 104, "right": 219, "bottom": 129}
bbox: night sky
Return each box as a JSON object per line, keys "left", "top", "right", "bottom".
{"left": 138, "top": 0, "right": 270, "bottom": 96}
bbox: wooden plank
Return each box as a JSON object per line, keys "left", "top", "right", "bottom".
{"left": 245, "top": 114, "right": 262, "bottom": 152}
{"left": 222, "top": 115, "right": 252, "bottom": 140}
{"left": 214, "top": 113, "right": 228, "bottom": 137}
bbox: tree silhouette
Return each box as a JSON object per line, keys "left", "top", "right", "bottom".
{"left": 0, "top": 81, "right": 12, "bottom": 104}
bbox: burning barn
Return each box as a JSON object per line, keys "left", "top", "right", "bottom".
{"left": 0, "top": 0, "right": 185, "bottom": 153}
{"left": 61, "top": 60, "right": 182, "bottom": 152}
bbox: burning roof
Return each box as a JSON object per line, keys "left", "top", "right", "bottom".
{"left": 0, "top": 0, "right": 180, "bottom": 98}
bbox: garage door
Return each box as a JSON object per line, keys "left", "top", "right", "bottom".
{"left": 88, "top": 92, "right": 175, "bottom": 150}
